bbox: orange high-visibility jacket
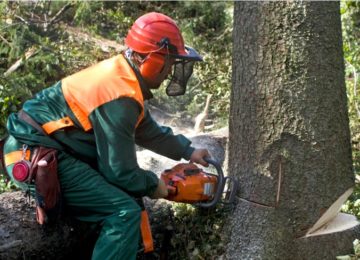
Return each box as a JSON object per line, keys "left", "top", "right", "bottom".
{"left": 61, "top": 54, "right": 145, "bottom": 132}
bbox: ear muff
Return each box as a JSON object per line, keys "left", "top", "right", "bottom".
{"left": 139, "top": 53, "right": 167, "bottom": 82}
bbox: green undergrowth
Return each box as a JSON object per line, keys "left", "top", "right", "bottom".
{"left": 167, "top": 203, "right": 232, "bottom": 260}
{"left": 141, "top": 199, "right": 233, "bottom": 259}
{"left": 0, "top": 173, "right": 13, "bottom": 193}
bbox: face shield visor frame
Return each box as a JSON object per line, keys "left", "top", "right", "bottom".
{"left": 165, "top": 46, "right": 202, "bottom": 97}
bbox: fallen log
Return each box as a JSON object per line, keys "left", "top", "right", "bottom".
{"left": 0, "top": 191, "right": 95, "bottom": 260}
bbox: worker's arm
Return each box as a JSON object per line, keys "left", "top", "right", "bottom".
{"left": 135, "top": 107, "right": 194, "bottom": 161}
{"left": 89, "top": 98, "right": 159, "bottom": 198}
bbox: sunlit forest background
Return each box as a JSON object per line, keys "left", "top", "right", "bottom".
{"left": 0, "top": 1, "right": 359, "bottom": 257}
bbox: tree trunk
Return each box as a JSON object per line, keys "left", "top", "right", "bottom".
{"left": 226, "top": 2, "right": 359, "bottom": 259}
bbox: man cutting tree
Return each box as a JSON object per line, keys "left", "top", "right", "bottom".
{"left": 1, "top": 12, "right": 209, "bottom": 260}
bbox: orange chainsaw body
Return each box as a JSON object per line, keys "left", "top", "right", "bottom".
{"left": 161, "top": 163, "right": 218, "bottom": 203}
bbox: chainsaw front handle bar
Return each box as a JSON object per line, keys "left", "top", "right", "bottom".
{"left": 196, "top": 157, "right": 225, "bottom": 209}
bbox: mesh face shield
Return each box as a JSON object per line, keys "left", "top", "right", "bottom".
{"left": 164, "top": 46, "right": 202, "bottom": 96}
{"left": 166, "top": 60, "right": 196, "bottom": 96}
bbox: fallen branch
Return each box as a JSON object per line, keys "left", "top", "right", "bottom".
{"left": 45, "top": 2, "right": 74, "bottom": 31}
{"left": 14, "top": 14, "right": 29, "bottom": 25}
{"left": 0, "top": 34, "right": 10, "bottom": 46}
{"left": 4, "top": 47, "right": 37, "bottom": 77}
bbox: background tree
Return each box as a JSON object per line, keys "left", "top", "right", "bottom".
{"left": 226, "top": 1, "right": 358, "bottom": 259}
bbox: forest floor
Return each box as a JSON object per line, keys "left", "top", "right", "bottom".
{"left": 64, "top": 25, "right": 125, "bottom": 53}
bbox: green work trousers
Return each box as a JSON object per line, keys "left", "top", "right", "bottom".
{"left": 6, "top": 150, "right": 141, "bottom": 260}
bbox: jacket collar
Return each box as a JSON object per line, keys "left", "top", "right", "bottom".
{"left": 122, "top": 51, "right": 153, "bottom": 100}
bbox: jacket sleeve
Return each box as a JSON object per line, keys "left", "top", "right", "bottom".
{"left": 89, "top": 98, "right": 159, "bottom": 197}
{"left": 135, "top": 106, "right": 195, "bottom": 161}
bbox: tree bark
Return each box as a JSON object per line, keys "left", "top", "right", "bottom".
{"left": 226, "top": 1, "right": 358, "bottom": 259}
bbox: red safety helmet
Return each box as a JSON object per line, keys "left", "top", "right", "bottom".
{"left": 125, "top": 12, "right": 203, "bottom": 95}
{"left": 125, "top": 12, "right": 201, "bottom": 60}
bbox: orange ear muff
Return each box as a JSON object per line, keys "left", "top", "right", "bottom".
{"left": 139, "top": 53, "right": 166, "bottom": 82}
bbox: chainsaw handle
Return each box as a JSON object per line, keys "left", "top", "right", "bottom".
{"left": 196, "top": 157, "right": 225, "bottom": 209}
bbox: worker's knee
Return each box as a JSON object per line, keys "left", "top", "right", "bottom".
{"left": 116, "top": 200, "right": 141, "bottom": 224}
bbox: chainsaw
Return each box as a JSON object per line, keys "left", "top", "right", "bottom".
{"left": 139, "top": 158, "right": 238, "bottom": 254}
{"left": 160, "top": 157, "right": 238, "bottom": 208}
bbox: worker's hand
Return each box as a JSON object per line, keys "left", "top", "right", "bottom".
{"left": 190, "top": 148, "right": 210, "bottom": 167}
{"left": 150, "top": 179, "right": 168, "bottom": 199}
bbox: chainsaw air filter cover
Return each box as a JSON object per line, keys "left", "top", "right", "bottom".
{"left": 160, "top": 163, "right": 218, "bottom": 203}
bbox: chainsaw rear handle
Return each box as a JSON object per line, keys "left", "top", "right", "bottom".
{"left": 196, "top": 157, "right": 225, "bottom": 209}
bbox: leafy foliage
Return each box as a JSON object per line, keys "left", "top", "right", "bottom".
{"left": 0, "top": 1, "right": 116, "bottom": 137}
{"left": 0, "top": 2, "right": 233, "bottom": 258}
{"left": 167, "top": 203, "right": 230, "bottom": 260}
{"left": 0, "top": 172, "right": 16, "bottom": 193}
{"left": 341, "top": 1, "right": 360, "bottom": 217}
{"left": 0, "top": 1, "right": 232, "bottom": 137}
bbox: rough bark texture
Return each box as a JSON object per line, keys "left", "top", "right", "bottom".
{"left": 226, "top": 2, "right": 356, "bottom": 259}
